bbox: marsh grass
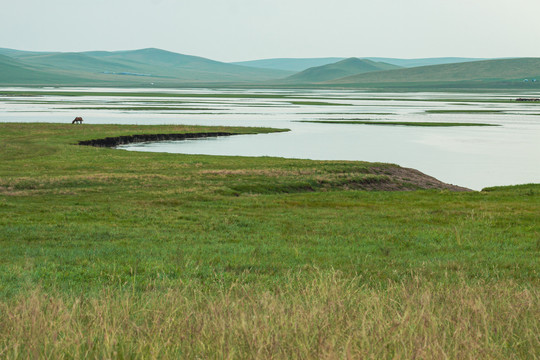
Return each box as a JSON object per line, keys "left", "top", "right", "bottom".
{"left": 0, "top": 271, "right": 537, "bottom": 359}
{"left": 0, "top": 91, "right": 522, "bottom": 102}
{"left": 56, "top": 106, "right": 213, "bottom": 111}
{"left": 0, "top": 91, "right": 296, "bottom": 99}
{"left": 424, "top": 109, "right": 504, "bottom": 114}
{"left": 289, "top": 101, "right": 350, "bottom": 106}
{"left": 0, "top": 123, "right": 538, "bottom": 358}
{"left": 298, "top": 120, "right": 498, "bottom": 127}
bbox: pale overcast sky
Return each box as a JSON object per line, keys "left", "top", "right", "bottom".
{"left": 1, "top": 0, "right": 539, "bottom": 62}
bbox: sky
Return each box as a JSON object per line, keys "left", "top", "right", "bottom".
{"left": 1, "top": 0, "right": 540, "bottom": 62}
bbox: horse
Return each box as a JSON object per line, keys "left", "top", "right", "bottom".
{"left": 72, "top": 117, "right": 83, "bottom": 124}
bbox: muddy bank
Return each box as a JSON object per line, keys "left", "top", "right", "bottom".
{"left": 77, "top": 132, "right": 471, "bottom": 192}
{"left": 78, "top": 132, "right": 235, "bottom": 147}
{"left": 367, "top": 166, "right": 472, "bottom": 192}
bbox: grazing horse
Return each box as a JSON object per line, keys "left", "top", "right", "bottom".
{"left": 72, "top": 117, "right": 83, "bottom": 124}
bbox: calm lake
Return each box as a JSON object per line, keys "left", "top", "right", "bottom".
{"left": 1, "top": 87, "right": 539, "bottom": 190}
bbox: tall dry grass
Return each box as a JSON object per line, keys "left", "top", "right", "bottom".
{"left": 0, "top": 272, "right": 538, "bottom": 359}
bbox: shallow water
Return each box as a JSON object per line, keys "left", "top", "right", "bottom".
{"left": 1, "top": 87, "right": 539, "bottom": 190}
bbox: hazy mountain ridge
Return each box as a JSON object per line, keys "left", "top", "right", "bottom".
{"left": 326, "top": 58, "right": 540, "bottom": 87}
{"left": 364, "top": 57, "right": 487, "bottom": 68}
{"left": 0, "top": 48, "right": 294, "bottom": 85}
{"left": 13, "top": 52, "right": 143, "bottom": 73}
{"left": 0, "top": 54, "right": 88, "bottom": 84}
{"left": 0, "top": 48, "right": 537, "bottom": 88}
{"left": 231, "top": 56, "right": 486, "bottom": 72}
{"left": 282, "top": 58, "right": 401, "bottom": 83}
{"left": 231, "top": 58, "right": 346, "bottom": 72}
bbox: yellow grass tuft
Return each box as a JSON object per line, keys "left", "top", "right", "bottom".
{"left": 0, "top": 271, "right": 538, "bottom": 359}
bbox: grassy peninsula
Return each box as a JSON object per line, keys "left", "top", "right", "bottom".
{"left": 0, "top": 123, "right": 538, "bottom": 358}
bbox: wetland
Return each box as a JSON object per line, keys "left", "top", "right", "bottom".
{"left": 2, "top": 87, "right": 539, "bottom": 190}
{"left": 0, "top": 87, "right": 539, "bottom": 358}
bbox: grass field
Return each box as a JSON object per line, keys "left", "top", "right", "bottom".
{"left": 0, "top": 123, "right": 538, "bottom": 358}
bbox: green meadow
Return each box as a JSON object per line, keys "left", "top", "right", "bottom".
{"left": 0, "top": 123, "right": 538, "bottom": 358}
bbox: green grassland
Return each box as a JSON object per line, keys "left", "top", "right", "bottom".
{"left": 0, "top": 123, "right": 538, "bottom": 358}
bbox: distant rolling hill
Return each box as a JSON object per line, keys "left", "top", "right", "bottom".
{"left": 0, "top": 54, "right": 39, "bottom": 78}
{"left": 0, "top": 48, "right": 537, "bottom": 89}
{"left": 231, "top": 57, "right": 345, "bottom": 72}
{"left": 325, "top": 58, "right": 540, "bottom": 88}
{"left": 81, "top": 48, "right": 293, "bottom": 80}
{"left": 363, "top": 57, "right": 487, "bottom": 68}
{"left": 231, "top": 57, "right": 486, "bottom": 72}
{"left": 0, "top": 48, "right": 294, "bottom": 86}
{"left": 282, "top": 58, "right": 401, "bottom": 83}
{"left": 0, "top": 54, "right": 86, "bottom": 84}
{"left": 12, "top": 52, "right": 143, "bottom": 73}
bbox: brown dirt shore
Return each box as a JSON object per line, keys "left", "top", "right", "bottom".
{"left": 78, "top": 132, "right": 471, "bottom": 193}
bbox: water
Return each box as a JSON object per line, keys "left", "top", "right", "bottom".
{"left": 1, "top": 87, "right": 539, "bottom": 190}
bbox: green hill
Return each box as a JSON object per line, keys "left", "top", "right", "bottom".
{"left": 363, "top": 57, "right": 487, "bottom": 68}
{"left": 0, "top": 53, "right": 155, "bottom": 86}
{"left": 231, "top": 57, "right": 485, "bottom": 72}
{"left": 231, "top": 57, "right": 345, "bottom": 72}
{"left": 283, "top": 58, "right": 401, "bottom": 83}
{"left": 0, "top": 54, "right": 87, "bottom": 84}
{"left": 0, "top": 48, "right": 54, "bottom": 58}
{"left": 91, "top": 48, "right": 294, "bottom": 81}
{"left": 0, "top": 54, "right": 43, "bottom": 82}
{"left": 1, "top": 48, "right": 536, "bottom": 88}
{"left": 14, "top": 52, "right": 142, "bottom": 73}
{"left": 326, "top": 58, "right": 540, "bottom": 88}
{"left": 0, "top": 48, "right": 294, "bottom": 86}
{"left": 89, "top": 48, "right": 294, "bottom": 81}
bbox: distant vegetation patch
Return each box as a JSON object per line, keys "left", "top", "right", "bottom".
{"left": 289, "top": 101, "right": 351, "bottom": 106}
{"left": 425, "top": 109, "right": 504, "bottom": 114}
{"left": 58, "top": 106, "right": 213, "bottom": 111}
{"left": 298, "top": 120, "right": 499, "bottom": 127}
{"left": 0, "top": 90, "right": 293, "bottom": 99}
